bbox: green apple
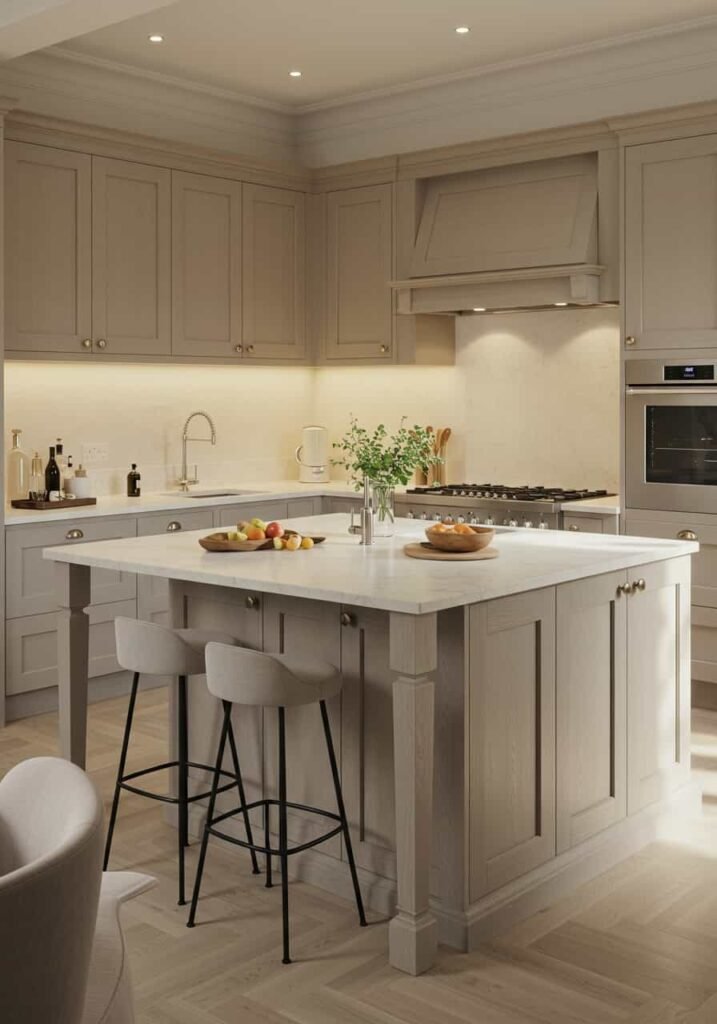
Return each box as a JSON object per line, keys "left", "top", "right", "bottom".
{"left": 236, "top": 531, "right": 248, "bottom": 542}
{"left": 250, "top": 517, "right": 267, "bottom": 530}
{"left": 272, "top": 537, "right": 284, "bottom": 550}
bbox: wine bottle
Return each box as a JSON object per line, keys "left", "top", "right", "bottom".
{"left": 126, "top": 464, "right": 141, "bottom": 497}
{"left": 45, "top": 446, "right": 61, "bottom": 499}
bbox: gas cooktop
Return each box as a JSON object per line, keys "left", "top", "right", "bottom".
{"left": 405, "top": 484, "right": 613, "bottom": 503}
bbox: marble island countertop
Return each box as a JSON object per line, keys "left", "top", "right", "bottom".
{"left": 43, "top": 512, "right": 694, "bottom": 615}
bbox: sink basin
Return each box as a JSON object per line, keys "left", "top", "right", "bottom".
{"left": 163, "top": 489, "right": 265, "bottom": 499}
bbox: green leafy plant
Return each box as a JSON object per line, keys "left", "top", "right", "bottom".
{"left": 332, "top": 416, "right": 442, "bottom": 489}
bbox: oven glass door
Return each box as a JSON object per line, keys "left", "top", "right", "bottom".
{"left": 626, "top": 388, "right": 717, "bottom": 512}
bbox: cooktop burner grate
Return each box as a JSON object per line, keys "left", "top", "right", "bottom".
{"left": 405, "top": 483, "right": 613, "bottom": 502}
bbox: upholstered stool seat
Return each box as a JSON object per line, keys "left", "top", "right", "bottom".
{"left": 187, "top": 642, "right": 366, "bottom": 964}
{"left": 105, "top": 618, "right": 259, "bottom": 906}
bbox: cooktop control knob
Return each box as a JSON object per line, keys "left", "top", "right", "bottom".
{"left": 523, "top": 520, "right": 533, "bottom": 529}
{"left": 508, "top": 517, "right": 518, "bottom": 528}
{"left": 469, "top": 514, "right": 479, "bottom": 525}
{"left": 419, "top": 512, "right": 427, "bottom": 520}
{"left": 456, "top": 515, "right": 465, "bottom": 524}
{"left": 484, "top": 516, "right": 494, "bottom": 526}
{"left": 432, "top": 513, "right": 442, "bottom": 521}
{"left": 538, "top": 519, "right": 549, "bottom": 529}
{"left": 406, "top": 511, "right": 415, "bottom": 519}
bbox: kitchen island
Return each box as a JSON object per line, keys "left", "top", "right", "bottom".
{"left": 44, "top": 515, "right": 697, "bottom": 975}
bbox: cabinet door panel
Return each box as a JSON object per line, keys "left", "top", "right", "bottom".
{"left": 627, "top": 557, "right": 691, "bottom": 813}
{"left": 469, "top": 588, "right": 556, "bottom": 899}
{"left": 624, "top": 513, "right": 717, "bottom": 609}
{"left": 556, "top": 571, "right": 627, "bottom": 852}
{"left": 5, "top": 142, "right": 92, "bottom": 354}
{"left": 262, "top": 596, "right": 341, "bottom": 857}
{"left": 212, "top": 501, "right": 289, "bottom": 529}
{"left": 242, "top": 184, "right": 305, "bottom": 360}
{"left": 6, "top": 599, "right": 135, "bottom": 695}
{"left": 137, "top": 509, "right": 214, "bottom": 623}
{"left": 286, "top": 497, "right": 320, "bottom": 518}
{"left": 92, "top": 157, "right": 171, "bottom": 355}
{"left": 341, "top": 605, "right": 396, "bottom": 880}
{"left": 6, "top": 518, "right": 137, "bottom": 619}
{"left": 625, "top": 135, "right": 717, "bottom": 349}
{"left": 172, "top": 171, "right": 242, "bottom": 357}
{"left": 326, "top": 184, "right": 393, "bottom": 361}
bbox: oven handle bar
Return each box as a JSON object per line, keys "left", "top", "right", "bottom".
{"left": 626, "top": 387, "right": 717, "bottom": 396}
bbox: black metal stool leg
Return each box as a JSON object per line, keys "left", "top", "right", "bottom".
{"left": 320, "top": 700, "right": 367, "bottom": 926}
{"left": 187, "top": 702, "right": 232, "bottom": 928}
{"left": 278, "top": 706, "right": 291, "bottom": 964}
{"left": 177, "top": 675, "right": 189, "bottom": 905}
{"left": 265, "top": 800, "right": 273, "bottom": 888}
{"left": 226, "top": 716, "right": 261, "bottom": 874}
{"left": 103, "top": 671, "right": 140, "bottom": 870}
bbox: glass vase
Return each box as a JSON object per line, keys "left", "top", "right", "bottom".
{"left": 372, "top": 482, "right": 395, "bottom": 537}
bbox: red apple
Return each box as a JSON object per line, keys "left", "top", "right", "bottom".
{"left": 265, "top": 521, "right": 284, "bottom": 539}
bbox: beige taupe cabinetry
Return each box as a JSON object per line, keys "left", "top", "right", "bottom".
{"left": 624, "top": 132, "right": 717, "bottom": 351}
{"left": 136, "top": 509, "right": 215, "bottom": 627}
{"left": 4, "top": 518, "right": 137, "bottom": 715}
{"left": 562, "top": 512, "right": 619, "bottom": 534}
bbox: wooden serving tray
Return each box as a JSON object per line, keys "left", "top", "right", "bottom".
{"left": 11, "top": 497, "right": 97, "bottom": 510}
{"left": 404, "top": 542, "right": 498, "bottom": 562}
{"left": 199, "top": 529, "right": 325, "bottom": 553}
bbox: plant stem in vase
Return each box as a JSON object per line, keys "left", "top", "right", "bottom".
{"left": 372, "top": 483, "right": 395, "bottom": 537}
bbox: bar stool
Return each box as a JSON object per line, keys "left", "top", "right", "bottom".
{"left": 187, "top": 641, "right": 367, "bottom": 964}
{"left": 104, "top": 617, "right": 260, "bottom": 906}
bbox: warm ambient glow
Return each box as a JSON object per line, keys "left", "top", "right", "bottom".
{"left": 472, "top": 307, "right": 486, "bottom": 312}
{"left": 148, "top": 34, "right": 164, "bottom": 43}
{"left": 289, "top": 70, "right": 302, "bottom": 77}
{"left": 455, "top": 26, "right": 470, "bottom": 34}
{"left": 554, "top": 302, "right": 568, "bottom": 306}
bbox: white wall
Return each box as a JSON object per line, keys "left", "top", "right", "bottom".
{"left": 456, "top": 307, "right": 620, "bottom": 491}
{"left": 4, "top": 306, "right": 620, "bottom": 495}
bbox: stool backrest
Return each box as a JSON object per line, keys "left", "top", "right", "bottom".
{"left": 206, "top": 642, "right": 323, "bottom": 707}
{"left": 0, "top": 756, "right": 104, "bottom": 1023}
{"left": 115, "top": 615, "right": 200, "bottom": 675}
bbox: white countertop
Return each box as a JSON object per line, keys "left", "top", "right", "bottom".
{"left": 4, "top": 480, "right": 359, "bottom": 526}
{"left": 43, "top": 513, "right": 694, "bottom": 616}
{"left": 560, "top": 495, "right": 621, "bottom": 515}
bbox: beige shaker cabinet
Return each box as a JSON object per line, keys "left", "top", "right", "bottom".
{"left": 242, "top": 184, "right": 306, "bottom": 361}
{"left": 624, "top": 133, "right": 717, "bottom": 351}
{"left": 5, "top": 141, "right": 93, "bottom": 355}
{"left": 171, "top": 171, "right": 242, "bottom": 358}
{"left": 325, "top": 184, "right": 394, "bottom": 362}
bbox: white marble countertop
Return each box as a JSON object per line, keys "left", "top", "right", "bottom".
{"left": 560, "top": 495, "right": 621, "bottom": 515}
{"left": 5, "top": 480, "right": 360, "bottom": 526}
{"left": 43, "top": 513, "right": 694, "bottom": 615}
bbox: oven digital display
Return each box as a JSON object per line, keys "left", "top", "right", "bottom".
{"left": 664, "top": 364, "right": 715, "bottom": 381}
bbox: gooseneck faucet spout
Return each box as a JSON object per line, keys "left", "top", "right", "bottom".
{"left": 179, "top": 410, "right": 217, "bottom": 491}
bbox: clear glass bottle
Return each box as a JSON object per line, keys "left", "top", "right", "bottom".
{"left": 29, "top": 451, "right": 44, "bottom": 501}
{"left": 55, "top": 438, "right": 67, "bottom": 497}
{"left": 6, "top": 428, "right": 30, "bottom": 501}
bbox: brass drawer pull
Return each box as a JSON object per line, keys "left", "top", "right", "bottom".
{"left": 625, "top": 335, "right": 636, "bottom": 346}
{"left": 568, "top": 524, "right": 579, "bottom": 531}
{"left": 65, "top": 528, "right": 84, "bottom": 540}
{"left": 677, "top": 529, "right": 697, "bottom": 541}
{"left": 633, "top": 578, "right": 646, "bottom": 592}
{"left": 380, "top": 344, "right": 389, "bottom": 354}
{"left": 166, "top": 521, "right": 182, "bottom": 532}
{"left": 616, "top": 582, "right": 633, "bottom": 597}
{"left": 246, "top": 595, "right": 259, "bottom": 609}
{"left": 96, "top": 338, "right": 107, "bottom": 350}
{"left": 246, "top": 344, "right": 255, "bottom": 354}
{"left": 340, "top": 611, "right": 356, "bottom": 627}
{"left": 234, "top": 344, "right": 243, "bottom": 354}
{"left": 81, "top": 338, "right": 92, "bottom": 350}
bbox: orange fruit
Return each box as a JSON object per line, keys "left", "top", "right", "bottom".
{"left": 454, "top": 523, "right": 474, "bottom": 535}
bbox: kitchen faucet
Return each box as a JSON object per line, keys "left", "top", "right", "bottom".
{"left": 178, "top": 410, "right": 217, "bottom": 491}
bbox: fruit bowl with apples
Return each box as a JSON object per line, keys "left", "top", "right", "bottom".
{"left": 198, "top": 518, "right": 325, "bottom": 553}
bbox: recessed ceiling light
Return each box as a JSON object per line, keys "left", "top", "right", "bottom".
{"left": 148, "top": 34, "right": 164, "bottom": 43}
{"left": 455, "top": 26, "right": 470, "bottom": 34}
{"left": 554, "top": 302, "right": 568, "bottom": 307}
{"left": 289, "top": 69, "right": 302, "bottom": 78}
{"left": 472, "top": 307, "right": 486, "bottom": 312}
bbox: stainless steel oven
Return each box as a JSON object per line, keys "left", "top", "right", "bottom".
{"left": 626, "top": 359, "right": 717, "bottom": 513}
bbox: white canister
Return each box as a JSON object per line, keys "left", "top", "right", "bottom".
{"left": 295, "top": 425, "right": 330, "bottom": 483}
{"left": 66, "top": 465, "right": 94, "bottom": 499}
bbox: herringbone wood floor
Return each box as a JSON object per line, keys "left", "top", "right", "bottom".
{"left": 2, "top": 691, "right": 717, "bottom": 1023}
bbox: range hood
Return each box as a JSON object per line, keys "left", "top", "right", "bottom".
{"left": 392, "top": 153, "right": 615, "bottom": 314}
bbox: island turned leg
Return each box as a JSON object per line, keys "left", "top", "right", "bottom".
{"left": 55, "top": 561, "right": 91, "bottom": 767}
{"left": 389, "top": 611, "right": 438, "bottom": 975}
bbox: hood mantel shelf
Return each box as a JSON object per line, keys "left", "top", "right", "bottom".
{"left": 392, "top": 264, "right": 606, "bottom": 315}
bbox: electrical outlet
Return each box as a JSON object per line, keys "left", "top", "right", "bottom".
{"left": 81, "top": 442, "right": 109, "bottom": 464}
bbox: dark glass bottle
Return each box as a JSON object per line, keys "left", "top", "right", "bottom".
{"left": 127, "top": 463, "right": 141, "bottom": 497}
{"left": 45, "top": 446, "right": 61, "bottom": 497}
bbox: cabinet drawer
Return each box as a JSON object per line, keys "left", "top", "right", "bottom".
{"left": 287, "top": 497, "right": 320, "bottom": 517}
{"left": 325, "top": 496, "right": 358, "bottom": 514}
{"left": 624, "top": 514, "right": 717, "bottom": 608}
{"left": 137, "top": 509, "right": 214, "bottom": 537}
{"left": 6, "top": 518, "right": 137, "bottom": 618}
{"left": 212, "top": 501, "right": 288, "bottom": 529}
{"left": 563, "top": 514, "right": 604, "bottom": 534}
{"left": 693, "top": 606, "right": 717, "bottom": 685}
{"left": 6, "top": 599, "right": 135, "bottom": 696}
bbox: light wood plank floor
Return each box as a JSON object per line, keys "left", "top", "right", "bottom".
{"left": 2, "top": 693, "right": 717, "bottom": 1023}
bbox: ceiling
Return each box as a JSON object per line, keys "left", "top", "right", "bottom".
{"left": 55, "top": 0, "right": 717, "bottom": 110}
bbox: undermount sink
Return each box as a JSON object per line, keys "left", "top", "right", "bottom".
{"left": 163, "top": 489, "right": 266, "bottom": 499}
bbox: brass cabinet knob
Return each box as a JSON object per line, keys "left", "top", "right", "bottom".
{"left": 96, "top": 338, "right": 107, "bottom": 350}
{"left": 677, "top": 529, "right": 697, "bottom": 541}
{"left": 246, "top": 344, "right": 255, "bottom": 354}
{"left": 65, "top": 528, "right": 84, "bottom": 540}
{"left": 633, "top": 578, "right": 646, "bottom": 592}
{"left": 568, "top": 524, "right": 579, "bottom": 531}
{"left": 234, "top": 344, "right": 243, "bottom": 354}
{"left": 616, "top": 581, "right": 633, "bottom": 596}
{"left": 380, "top": 344, "right": 389, "bottom": 353}
{"left": 81, "top": 338, "right": 92, "bottom": 349}
{"left": 166, "top": 521, "right": 182, "bottom": 532}
{"left": 340, "top": 611, "right": 355, "bottom": 627}
{"left": 245, "top": 595, "right": 259, "bottom": 609}
{"left": 625, "top": 335, "right": 636, "bottom": 346}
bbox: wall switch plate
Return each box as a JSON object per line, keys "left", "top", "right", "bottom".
{"left": 81, "top": 442, "right": 109, "bottom": 464}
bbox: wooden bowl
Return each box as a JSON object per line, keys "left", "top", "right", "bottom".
{"left": 198, "top": 529, "right": 325, "bottom": 553}
{"left": 425, "top": 525, "right": 495, "bottom": 553}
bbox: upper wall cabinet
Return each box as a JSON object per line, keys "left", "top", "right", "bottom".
{"left": 5, "top": 142, "right": 92, "bottom": 354}
{"left": 172, "top": 171, "right": 242, "bottom": 358}
{"left": 409, "top": 155, "right": 597, "bottom": 278}
{"left": 325, "top": 184, "right": 393, "bottom": 361}
{"left": 625, "top": 134, "right": 717, "bottom": 350}
{"left": 92, "top": 157, "right": 171, "bottom": 356}
{"left": 242, "top": 184, "right": 306, "bottom": 361}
